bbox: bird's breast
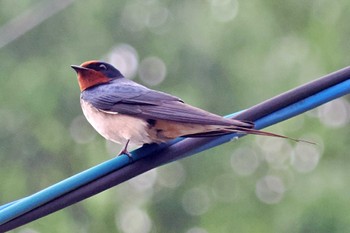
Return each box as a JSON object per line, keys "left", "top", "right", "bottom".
{"left": 80, "top": 99, "right": 152, "bottom": 145}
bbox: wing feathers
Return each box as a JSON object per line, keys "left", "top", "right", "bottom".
{"left": 82, "top": 80, "right": 253, "bottom": 128}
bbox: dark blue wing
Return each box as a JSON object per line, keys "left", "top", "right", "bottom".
{"left": 81, "top": 79, "right": 252, "bottom": 127}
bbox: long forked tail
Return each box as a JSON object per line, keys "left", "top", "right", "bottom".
{"left": 233, "top": 127, "right": 316, "bottom": 145}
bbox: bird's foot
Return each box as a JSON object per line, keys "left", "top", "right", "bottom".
{"left": 117, "top": 140, "right": 133, "bottom": 162}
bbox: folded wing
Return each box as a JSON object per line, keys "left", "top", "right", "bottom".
{"left": 81, "top": 80, "right": 253, "bottom": 128}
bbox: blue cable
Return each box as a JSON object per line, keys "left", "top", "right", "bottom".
{"left": 0, "top": 79, "right": 349, "bottom": 226}
{"left": 0, "top": 154, "right": 133, "bottom": 224}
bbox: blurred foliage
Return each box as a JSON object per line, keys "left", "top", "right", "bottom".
{"left": 1, "top": 0, "right": 350, "bottom": 232}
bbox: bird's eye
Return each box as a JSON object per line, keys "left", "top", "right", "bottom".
{"left": 99, "top": 64, "right": 107, "bottom": 70}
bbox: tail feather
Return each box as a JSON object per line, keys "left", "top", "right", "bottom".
{"left": 231, "top": 127, "right": 316, "bottom": 145}
{"left": 184, "top": 126, "right": 315, "bottom": 145}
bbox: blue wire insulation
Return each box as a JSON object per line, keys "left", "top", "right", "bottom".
{"left": 0, "top": 79, "right": 349, "bottom": 225}
{"left": 0, "top": 154, "right": 133, "bottom": 224}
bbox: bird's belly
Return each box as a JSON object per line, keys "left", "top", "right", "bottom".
{"left": 81, "top": 100, "right": 152, "bottom": 145}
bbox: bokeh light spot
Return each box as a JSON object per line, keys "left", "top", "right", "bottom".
{"left": 121, "top": 3, "right": 147, "bottom": 32}
{"left": 69, "top": 115, "right": 96, "bottom": 144}
{"left": 182, "top": 186, "right": 211, "bottom": 216}
{"left": 128, "top": 169, "right": 158, "bottom": 192}
{"left": 317, "top": 98, "right": 350, "bottom": 128}
{"left": 209, "top": 0, "right": 239, "bottom": 22}
{"left": 157, "top": 162, "right": 186, "bottom": 188}
{"left": 256, "top": 175, "right": 285, "bottom": 204}
{"left": 121, "top": 2, "right": 169, "bottom": 33}
{"left": 116, "top": 207, "right": 152, "bottom": 233}
{"left": 292, "top": 143, "right": 320, "bottom": 173}
{"left": 146, "top": 5, "right": 169, "bottom": 28}
{"left": 106, "top": 44, "right": 139, "bottom": 79}
{"left": 18, "top": 228, "right": 40, "bottom": 233}
{"left": 186, "top": 227, "right": 208, "bottom": 233}
{"left": 256, "top": 137, "right": 293, "bottom": 169}
{"left": 231, "top": 147, "right": 259, "bottom": 176}
{"left": 139, "top": 56, "right": 167, "bottom": 86}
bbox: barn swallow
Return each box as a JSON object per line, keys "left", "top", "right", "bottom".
{"left": 71, "top": 60, "right": 306, "bottom": 157}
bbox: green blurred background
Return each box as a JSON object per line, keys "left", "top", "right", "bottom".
{"left": 1, "top": 0, "right": 350, "bottom": 232}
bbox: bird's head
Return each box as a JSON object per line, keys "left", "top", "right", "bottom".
{"left": 71, "top": 60, "right": 124, "bottom": 91}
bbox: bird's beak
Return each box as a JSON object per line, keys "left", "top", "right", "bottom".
{"left": 71, "top": 65, "right": 90, "bottom": 73}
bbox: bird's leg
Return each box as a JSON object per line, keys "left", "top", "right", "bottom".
{"left": 117, "top": 140, "right": 133, "bottom": 160}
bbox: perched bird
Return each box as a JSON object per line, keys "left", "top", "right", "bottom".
{"left": 72, "top": 60, "right": 305, "bottom": 157}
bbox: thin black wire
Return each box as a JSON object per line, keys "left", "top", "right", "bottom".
{"left": 1, "top": 66, "right": 350, "bottom": 232}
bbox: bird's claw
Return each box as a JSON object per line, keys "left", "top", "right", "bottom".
{"left": 117, "top": 149, "right": 133, "bottom": 161}
{"left": 117, "top": 140, "right": 133, "bottom": 162}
